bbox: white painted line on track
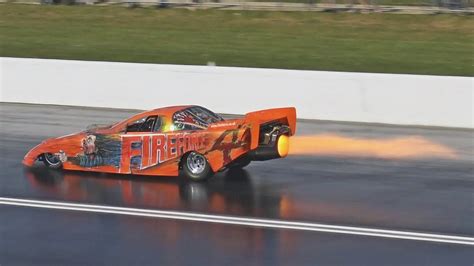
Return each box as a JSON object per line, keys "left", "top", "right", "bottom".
{"left": 1, "top": 197, "right": 473, "bottom": 246}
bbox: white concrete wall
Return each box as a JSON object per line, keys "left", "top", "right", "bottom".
{"left": 1, "top": 57, "right": 472, "bottom": 128}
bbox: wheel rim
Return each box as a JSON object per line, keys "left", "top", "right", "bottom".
{"left": 44, "top": 153, "right": 61, "bottom": 166}
{"left": 186, "top": 152, "right": 206, "bottom": 175}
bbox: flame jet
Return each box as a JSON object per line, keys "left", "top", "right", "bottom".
{"left": 289, "top": 134, "right": 457, "bottom": 159}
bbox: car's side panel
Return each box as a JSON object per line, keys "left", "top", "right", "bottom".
{"left": 24, "top": 124, "right": 252, "bottom": 176}
{"left": 122, "top": 132, "right": 208, "bottom": 176}
{"left": 203, "top": 125, "right": 251, "bottom": 172}
{"left": 55, "top": 131, "right": 206, "bottom": 176}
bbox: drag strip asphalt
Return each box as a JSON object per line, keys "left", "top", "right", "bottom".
{"left": 1, "top": 102, "right": 473, "bottom": 265}
{"left": 1, "top": 196, "right": 473, "bottom": 245}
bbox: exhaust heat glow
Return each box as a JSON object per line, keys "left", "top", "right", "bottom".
{"left": 289, "top": 134, "right": 457, "bottom": 159}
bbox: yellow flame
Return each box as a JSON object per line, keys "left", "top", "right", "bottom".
{"left": 289, "top": 134, "right": 457, "bottom": 159}
{"left": 277, "top": 135, "right": 290, "bottom": 158}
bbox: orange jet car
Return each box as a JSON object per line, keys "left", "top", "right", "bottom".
{"left": 23, "top": 106, "right": 296, "bottom": 181}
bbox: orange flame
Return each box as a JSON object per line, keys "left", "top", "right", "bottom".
{"left": 289, "top": 134, "right": 457, "bottom": 159}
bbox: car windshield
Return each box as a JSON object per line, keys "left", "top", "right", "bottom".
{"left": 173, "top": 106, "right": 224, "bottom": 130}
{"left": 86, "top": 123, "right": 114, "bottom": 131}
{"left": 126, "top": 116, "right": 161, "bottom": 132}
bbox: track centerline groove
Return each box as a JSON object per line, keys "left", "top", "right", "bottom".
{"left": 1, "top": 197, "right": 473, "bottom": 246}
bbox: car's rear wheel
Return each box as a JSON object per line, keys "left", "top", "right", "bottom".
{"left": 42, "top": 153, "right": 62, "bottom": 169}
{"left": 181, "top": 152, "right": 213, "bottom": 181}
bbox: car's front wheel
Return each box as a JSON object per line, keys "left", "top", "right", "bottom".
{"left": 181, "top": 152, "right": 213, "bottom": 181}
{"left": 42, "top": 153, "right": 62, "bottom": 169}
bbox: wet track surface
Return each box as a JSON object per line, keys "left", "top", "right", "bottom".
{"left": 0, "top": 103, "right": 473, "bottom": 265}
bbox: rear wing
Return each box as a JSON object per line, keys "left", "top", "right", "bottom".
{"left": 245, "top": 107, "right": 297, "bottom": 150}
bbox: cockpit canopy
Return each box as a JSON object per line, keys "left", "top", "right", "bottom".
{"left": 122, "top": 106, "right": 224, "bottom": 133}
{"left": 172, "top": 106, "right": 224, "bottom": 131}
